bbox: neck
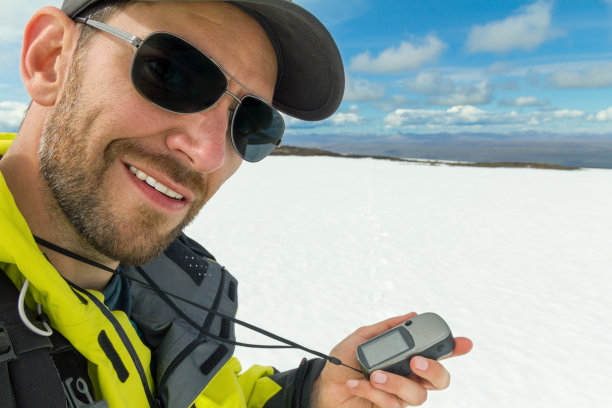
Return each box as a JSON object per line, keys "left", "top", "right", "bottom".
{"left": 0, "top": 124, "right": 117, "bottom": 291}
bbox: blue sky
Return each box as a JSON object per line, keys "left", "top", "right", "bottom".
{"left": 2, "top": 0, "right": 612, "bottom": 138}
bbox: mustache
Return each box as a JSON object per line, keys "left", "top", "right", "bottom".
{"left": 104, "top": 139, "right": 207, "bottom": 195}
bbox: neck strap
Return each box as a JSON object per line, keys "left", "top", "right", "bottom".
{"left": 33, "top": 234, "right": 361, "bottom": 373}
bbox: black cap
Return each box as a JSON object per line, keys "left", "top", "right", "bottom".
{"left": 61, "top": 0, "right": 345, "bottom": 121}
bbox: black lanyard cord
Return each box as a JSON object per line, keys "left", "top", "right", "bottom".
{"left": 33, "top": 235, "right": 361, "bottom": 373}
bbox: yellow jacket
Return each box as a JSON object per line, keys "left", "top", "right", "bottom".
{"left": 0, "top": 133, "right": 321, "bottom": 408}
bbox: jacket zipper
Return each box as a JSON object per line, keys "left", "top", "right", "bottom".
{"left": 78, "top": 287, "right": 156, "bottom": 407}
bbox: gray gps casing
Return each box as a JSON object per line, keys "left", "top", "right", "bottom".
{"left": 356, "top": 312, "right": 455, "bottom": 378}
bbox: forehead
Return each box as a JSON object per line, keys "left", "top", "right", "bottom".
{"left": 105, "top": 1, "right": 278, "bottom": 96}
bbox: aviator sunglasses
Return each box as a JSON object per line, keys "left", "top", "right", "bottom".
{"left": 75, "top": 17, "right": 284, "bottom": 162}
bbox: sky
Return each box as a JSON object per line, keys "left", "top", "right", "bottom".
{"left": 2, "top": 0, "right": 612, "bottom": 138}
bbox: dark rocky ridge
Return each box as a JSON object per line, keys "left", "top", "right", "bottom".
{"left": 271, "top": 145, "right": 580, "bottom": 170}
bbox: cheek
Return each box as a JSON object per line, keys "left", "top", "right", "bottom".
{"left": 92, "top": 87, "right": 171, "bottom": 143}
{"left": 80, "top": 47, "right": 153, "bottom": 133}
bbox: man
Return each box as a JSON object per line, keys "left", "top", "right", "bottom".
{"left": 0, "top": 0, "right": 472, "bottom": 407}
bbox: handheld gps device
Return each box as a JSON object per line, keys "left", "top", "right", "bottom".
{"left": 356, "top": 313, "right": 454, "bottom": 378}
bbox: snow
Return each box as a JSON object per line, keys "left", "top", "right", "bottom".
{"left": 185, "top": 156, "right": 612, "bottom": 408}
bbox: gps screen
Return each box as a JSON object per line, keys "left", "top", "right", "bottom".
{"left": 361, "top": 329, "right": 410, "bottom": 366}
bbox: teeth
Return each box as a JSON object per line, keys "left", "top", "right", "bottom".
{"left": 145, "top": 176, "right": 157, "bottom": 187}
{"left": 155, "top": 183, "right": 168, "bottom": 195}
{"left": 136, "top": 170, "right": 147, "bottom": 181}
{"left": 128, "top": 165, "right": 184, "bottom": 200}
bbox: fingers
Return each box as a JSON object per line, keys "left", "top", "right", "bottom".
{"left": 448, "top": 337, "right": 474, "bottom": 358}
{"left": 410, "top": 357, "right": 450, "bottom": 390}
{"left": 347, "top": 373, "right": 427, "bottom": 407}
{"left": 345, "top": 357, "right": 452, "bottom": 407}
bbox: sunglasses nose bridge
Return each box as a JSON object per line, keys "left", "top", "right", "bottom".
{"left": 223, "top": 89, "right": 242, "bottom": 105}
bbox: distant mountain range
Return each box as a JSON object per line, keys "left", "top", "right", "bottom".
{"left": 281, "top": 131, "right": 612, "bottom": 169}
{"left": 271, "top": 146, "right": 579, "bottom": 170}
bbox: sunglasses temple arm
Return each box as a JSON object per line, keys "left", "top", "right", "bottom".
{"left": 75, "top": 17, "right": 143, "bottom": 48}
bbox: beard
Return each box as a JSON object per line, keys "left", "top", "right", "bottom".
{"left": 39, "top": 58, "right": 208, "bottom": 265}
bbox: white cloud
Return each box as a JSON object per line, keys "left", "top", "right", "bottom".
{"left": 547, "top": 64, "right": 612, "bottom": 88}
{"left": 466, "top": 0, "right": 561, "bottom": 54}
{"left": 343, "top": 75, "right": 386, "bottom": 102}
{"left": 383, "top": 105, "right": 510, "bottom": 127}
{"left": 591, "top": 107, "right": 612, "bottom": 121}
{"left": 375, "top": 94, "right": 417, "bottom": 113}
{"left": 551, "top": 109, "right": 584, "bottom": 119}
{"left": 349, "top": 35, "right": 447, "bottom": 74}
{"left": 383, "top": 105, "right": 585, "bottom": 129}
{"left": 383, "top": 108, "right": 437, "bottom": 127}
{"left": 330, "top": 112, "right": 363, "bottom": 125}
{"left": 405, "top": 72, "right": 455, "bottom": 95}
{"left": 445, "top": 105, "right": 490, "bottom": 123}
{"left": 0, "top": 101, "right": 28, "bottom": 129}
{"left": 283, "top": 110, "right": 364, "bottom": 130}
{"left": 498, "top": 96, "right": 549, "bottom": 107}
{"left": 427, "top": 81, "right": 493, "bottom": 106}
{"left": 528, "top": 109, "right": 585, "bottom": 125}
{"left": 282, "top": 114, "right": 318, "bottom": 130}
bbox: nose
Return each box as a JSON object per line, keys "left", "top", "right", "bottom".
{"left": 165, "top": 97, "right": 235, "bottom": 174}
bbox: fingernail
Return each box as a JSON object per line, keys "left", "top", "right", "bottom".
{"left": 347, "top": 379, "right": 359, "bottom": 389}
{"left": 414, "top": 356, "right": 429, "bottom": 371}
{"left": 371, "top": 371, "right": 387, "bottom": 384}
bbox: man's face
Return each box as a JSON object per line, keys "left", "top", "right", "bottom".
{"left": 39, "top": 2, "right": 278, "bottom": 264}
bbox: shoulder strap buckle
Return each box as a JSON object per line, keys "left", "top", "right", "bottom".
{"left": 0, "top": 322, "right": 17, "bottom": 364}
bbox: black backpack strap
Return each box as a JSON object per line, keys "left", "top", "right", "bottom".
{"left": 0, "top": 271, "right": 67, "bottom": 408}
{"left": 0, "top": 323, "right": 17, "bottom": 407}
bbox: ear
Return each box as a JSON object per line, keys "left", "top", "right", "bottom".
{"left": 20, "top": 7, "right": 80, "bottom": 107}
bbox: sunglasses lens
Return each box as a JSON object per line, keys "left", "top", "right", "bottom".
{"left": 232, "top": 96, "right": 285, "bottom": 162}
{"left": 132, "top": 33, "right": 227, "bottom": 113}
{"left": 131, "top": 33, "right": 282, "bottom": 161}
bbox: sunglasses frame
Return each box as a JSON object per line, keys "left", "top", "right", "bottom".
{"left": 74, "top": 17, "right": 284, "bottom": 162}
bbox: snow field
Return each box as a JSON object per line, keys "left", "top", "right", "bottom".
{"left": 186, "top": 156, "right": 612, "bottom": 408}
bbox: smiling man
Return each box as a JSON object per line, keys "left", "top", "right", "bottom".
{"left": 0, "top": 1, "right": 471, "bottom": 407}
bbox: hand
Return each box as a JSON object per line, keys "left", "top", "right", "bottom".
{"left": 310, "top": 313, "right": 473, "bottom": 408}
